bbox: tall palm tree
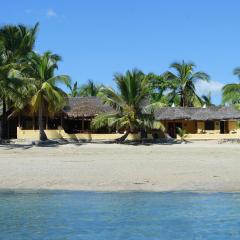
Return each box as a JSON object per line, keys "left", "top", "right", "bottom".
{"left": 222, "top": 67, "right": 240, "bottom": 106}
{"left": 91, "top": 69, "right": 163, "bottom": 142}
{"left": 79, "top": 80, "right": 101, "bottom": 97}
{"left": 20, "top": 51, "right": 70, "bottom": 141}
{"left": 165, "top": 61, "right": 210, "bottom": 107}
{"left": 0, "top": 23, "right": 38, "bottom": 139}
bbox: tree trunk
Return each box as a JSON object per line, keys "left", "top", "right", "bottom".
{"left": 116, "top": 130, "right": 130, "bottom": 143}
{"left": 1, "top": 98, "right": 8, "bottom": 140}
{"left": 38, "top": 103, "right": 48, "bottom": 141}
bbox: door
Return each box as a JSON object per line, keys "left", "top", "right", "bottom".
{"left": 220, "top": 121, "right": 228, "bottom": 134}
{"left": 168, "top": 123, "right": 176, "bottom": 138}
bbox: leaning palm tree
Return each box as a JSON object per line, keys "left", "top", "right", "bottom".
{"left": 165, "top": 61, "right": 210, "bottom": 107}
{"left": 222, "top": 67, "right": 240, "bottom": 106}
{"left": 79, "top": 80, "right": 101, "bottom": 97}
{"left": 20, "top": 51, "right": 70, "bottom": 141}
{"left": 91, "top": 69, "right": 163, "bottom": 142}
{"left": 0, "top": 23, "right": 38, "bottom": 139}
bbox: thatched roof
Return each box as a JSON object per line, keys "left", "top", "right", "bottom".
{"left": 63, "top": 97, "right": 240, "bottom": 120}
{"left": 63, "top": 97, "right": 113, "bottom": 118}
{"left": 154, "top": 106, "right": 240, "bottom": 121}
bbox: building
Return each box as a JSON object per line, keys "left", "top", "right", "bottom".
{"left": 155, "top": 106, "right": 240, "bottom": 140}
{"left": 4, "top": 97, "right": 240, "bottom": 141}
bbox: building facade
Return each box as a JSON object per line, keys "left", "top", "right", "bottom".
{"left": 7, "top": 97, "right": 240, "bottom": 141}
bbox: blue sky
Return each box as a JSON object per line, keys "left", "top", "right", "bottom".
{"left": 1, "top": 0, "right": 240, "bottom": 104}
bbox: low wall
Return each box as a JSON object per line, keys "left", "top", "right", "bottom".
{"left": 17, "top": 128, "right": 240, "bottom": 141}
{"left": 17, "top": 128, "right": 153, "bottom": 141}
{"left": 177, "top": 133, "right": 240, "bottom": 140}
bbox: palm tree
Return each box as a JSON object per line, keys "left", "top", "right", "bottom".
{"left": 222, "top": 67, "right": 240, "bottom": 106}
{"left": 20, "top": 51, "right": 70, "bottom": 141}
{"left": 201, "top": 92, "right": 213, "bottom": 106}
{"left": 165, "top": 61, "right": 210, "bottom": 107}
{"left": 0, "top": 23, "right": 38, "bottom": 139}
{"left": 177, "top": 127, "right": 188, "bottom": 143}
{"left": 68, "top": 81, "right": 80, "bottom": 97}
{"left": 79, "top": 80, "right": 101, "bottom": 97}
{"left": 147, "top": 73, "right": 176, "bottom": 106}
{"left": 91, "top": 69, "right": 163, "bottom": 142}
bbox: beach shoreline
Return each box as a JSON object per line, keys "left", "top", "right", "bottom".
{"left": 0, "top": 141, "right": 240, "bottom": 192}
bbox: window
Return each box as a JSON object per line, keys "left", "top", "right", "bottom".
{"left": 205, "top": 121, "right": 214, "bottom": 130}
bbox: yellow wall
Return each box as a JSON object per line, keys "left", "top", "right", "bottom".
{"left": 197, "top": 121, "right": 205, "bottom": 133}
{"left": 182, "top": 120, "right": 196, "bottom": 133}
{"left": 177, "top": 133, "right": 240, "bottom": 140}
{"left": 17, "top": 127, "right": 153, "bottom": 141}
{"left": 228, "top": 121, "right": 239, "bottom": 133}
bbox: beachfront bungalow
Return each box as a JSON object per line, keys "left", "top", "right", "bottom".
{"left": 2, "top": 97, "right": 240, "bottom": 141}
{"left": 154, "top": 106, "right": 240, "bottom": 140}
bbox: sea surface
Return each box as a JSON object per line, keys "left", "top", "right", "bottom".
{"left": 0, "top": 191, "right": 240, "bottom": 239}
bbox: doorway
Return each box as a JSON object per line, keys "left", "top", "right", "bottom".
{"left": 167, "top": 122, "right": 182, "bottom": 138}
{"left": 220, "top": 121, "right": 228, "bottom": 134}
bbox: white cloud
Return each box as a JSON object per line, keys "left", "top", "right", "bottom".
{"left": 195, "top": 80, "right": 224, "bottom": 96}
{"left": 47, "top": 9, "right": 57, "bottom": 17}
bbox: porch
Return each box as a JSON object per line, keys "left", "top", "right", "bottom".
{"left": 163, "top": 120, "right": 240, "bottom": 140}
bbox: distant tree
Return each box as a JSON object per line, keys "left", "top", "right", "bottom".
{"left": 165, "top": 61, "right": 210, "bottom": 107}
{"left": 79, "top": 80, "right": 101, "bottom": 97}
{"left": 147, "top": 73, "right": 173, "bottom": 106}
{"left": 201, "top": 92, "right": 214, "bottom": 106}
{"left": 68, "top": 81, "right": 80, "bottom": 97}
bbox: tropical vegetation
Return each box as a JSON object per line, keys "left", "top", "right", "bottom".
{"left": 0, "top": 23, "right": 38, "bottom": 139}
{"left": 91, "top": 69, "right": 163, "bottom": 142}
{"left": 222, "top": 67, "right": 240, "bottom": 109}
{"left": 1, "top": 22, "right": 240, "bottom": 142}
{"left": 163, "top": 61, "right": 210, "bottom": 107}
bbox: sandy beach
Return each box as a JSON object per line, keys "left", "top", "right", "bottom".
{"left": 0, "top": 141, "right": 240, "bottom": 192}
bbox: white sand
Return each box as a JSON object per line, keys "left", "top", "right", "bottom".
{"left": 0, "top": 141, "right": 240, "bottom": 192}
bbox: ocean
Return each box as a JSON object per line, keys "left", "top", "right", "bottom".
{"left": 0, "top": 190, "right": 240, "bottom": 239}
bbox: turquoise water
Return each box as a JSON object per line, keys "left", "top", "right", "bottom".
{"left": 1, "top": 191, "right": 240, "bottom": 239}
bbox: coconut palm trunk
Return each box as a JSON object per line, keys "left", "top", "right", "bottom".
{"left": 1, "top": 98, "right": 8, "bottom": 140}
{"left": 116, "top": 129, "right": 130, "bottom": 143}
{"left": 38, "top": 102, "right": 47, "bottom": 141}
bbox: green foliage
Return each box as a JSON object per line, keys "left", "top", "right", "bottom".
{"left": 177, "top": 127, "right": 188, "bottom": 142}
{"left": 91, "top": 69, "right": 164, "bottom": 140}
{"left": 165, "top": 61, "right": 210, "bottom": 107}
{"left": 68, "top": 81, "right": 80, "bottom": 97}
{"left": 201, "top": 92, "right": 214, "bottom": 106}
{"left": 21, "top": 51, "right": 71, "bottom": 114}
{"left": 222, "top": 67, "right": 240, "bottom": 106}
{"left": 79, "top": 80, "right": 102, "bottom": 97}
{"left": 0, "top": 23, "right": 38, "bottom": 139}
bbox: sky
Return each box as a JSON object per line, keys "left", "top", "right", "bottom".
{"left": 1, "top": 0, "right": 240, "bottom": 104}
